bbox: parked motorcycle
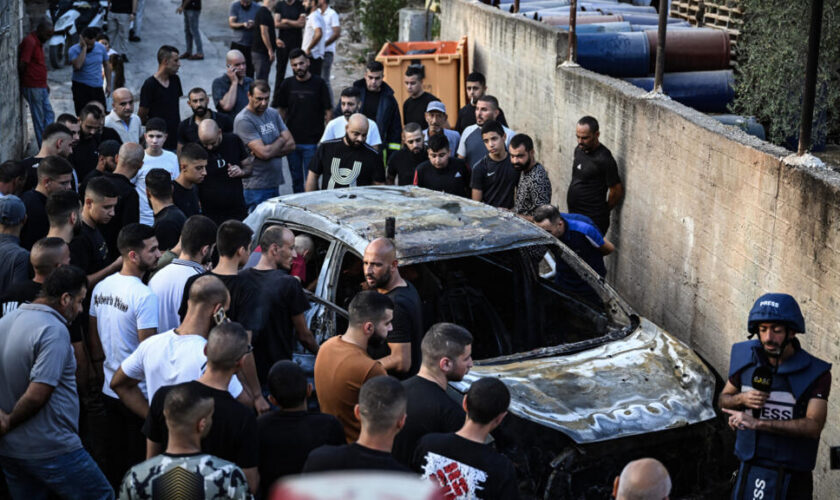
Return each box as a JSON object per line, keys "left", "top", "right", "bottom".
{"left": 47, "top": 0, "right": 109, "bottom": 69}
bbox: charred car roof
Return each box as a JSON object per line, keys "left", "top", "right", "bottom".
{"left": 244, "top": 186, "right": 556, "bottom": 264}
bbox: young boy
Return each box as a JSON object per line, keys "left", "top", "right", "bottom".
{"left": 135, "top": 118, "right": 180, "bottom": 225}
{"left": 172, "top": 143, "right": 207, "bottom": 217}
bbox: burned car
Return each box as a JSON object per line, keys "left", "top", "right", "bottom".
{"left": 245, "top": 186, "right": 731, "bottom": 498}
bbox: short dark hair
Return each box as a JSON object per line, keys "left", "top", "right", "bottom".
{"left": 163, "top": 382, "right": 214, "bottom": 431}
{"left": 95, "top": 32, "right": 109, "bottom": 42}
{"left": 509, "top": 134, "right": 533, "bottom": 152}
{"left": 427, "top": 134, "right": 450, "bottom": 152}
{"left": 157, "top": 45, "right": 179, "bottom": 64}
{"left": 117, "top": 223, "right": 156, "bottom": 255}
{"left": 81, "top": 27, "right": 99, "bottom": 39}
{"left": 0, "top": 160, "right": 26, "bottom": 183}
{"left": 340, "top": 87, "right": 361, "bottom": 100}
{"left": 42, "top": 123, "right": 72, "bottom": 143}
{"left": 577, "top": 115, "right": 599, "bottom": 134}
{"left": 79, "top": 103, "right": 103, "bottom": 121}
{"left": 366, "top": 61, "right": 384, "bottom": 73}
{"left": 258, "top": 225, "right": 289, "bottom": 250}
{"left": 480, "top": 120, "right": 505, "bottom": 138}
{"left": 217, "top": 220, "right": 253, "bottom": 258}
{"left": 466, "top": 72, "right": 486, "bottom": 86}
{"left": 288, "top": 48, "right": 306, "bottom": 61}
{"left": 85, "top": 176, "right": 119, "bottom": 201}
{"left": 421, "top": 323, "right": 473, "bottom": 367}
{"left": 41, "top": 264, "right": 87, "bottom": 300}
{"left": 476, "top": 95, "right": 499, "bottom": 111}
{"left": 31, "top": 237, "right": 68, "bottom": 276}
{"left": 180, "top": 215, "right": 217, "bottom": 257}
{"left": 46, "top": 190, "right": 81, "bottom": 226}
{"left": 267, "top": 360, "right": 308, "bottom": 408}
{"left": 403, "top": 122, "right": 422, "bottom": 135}
{"left": 348, "top": 290, "right": 394, "bottom": 327}
{"left": 56, "top": 114, "right": 78, "bottom": 126}
{"left": 179, "top": 143, "right": 208, "bottom": 164}
{"left": 532, "top": 205, "right": 562, "bottom": 224}
{"left": 405, "top": 65, "right": 425, "bottom": 79}
{"left": 358, "top": 376, "right": 406, "bottom": 434}
{"left": 187, "top": 274, "right": 229, "bottom": 308}
{"left": 145, "top": 118, "right": 168, "bottom": 134}
{"left": 144, "top": 168, "right": 173, "bottom": 200}
{"left": 187, "top": 87, "right": 207, "bottom": 99}
{"left": 206, "top": 322, "right": 249, "bottom": 371}
{"left": 99, "top": 140, "right": 121, "bottom": 158}
{"left": 249, "top": 80, "right": 270, "bottom": 95}
{"left": 465, "top": 377, "right": 510, "bottom": 425}
{"left": 37, "top": 156, "right": 73, "bottom": 181}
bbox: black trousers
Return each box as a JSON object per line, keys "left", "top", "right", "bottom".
{"left": 231, "top": 42, "right": 255, "bottom": 78}
{"left": 71, "top": 81, "right": 106, "bottom": 116}
{"left": 91, "top": 394, "right": 146, "bottom": 491}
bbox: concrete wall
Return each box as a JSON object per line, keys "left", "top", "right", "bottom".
{"left": 0, "top": 0, "right": 27, "bottom": 161}
{"left": 442, "top": 0, "right": 840, "bottom": 494}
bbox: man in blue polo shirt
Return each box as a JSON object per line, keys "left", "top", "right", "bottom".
{"left": 533, "top": 204, "right": 614, "bottom": 305}
{"left": 68, "top": 28, "right": 111, "bottom": 115}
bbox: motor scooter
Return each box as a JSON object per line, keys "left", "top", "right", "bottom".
{"left": 47, "top": 0, "right": 109, "bottom": 69}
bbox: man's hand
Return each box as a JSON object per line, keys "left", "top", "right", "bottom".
{"left": 176, "top": 6, "right": 183, "bottom": 14}
{"left": 739, "top": 390, "right": 769, "bottom": 410}
{"left": 723, "top": 408, "right": 759, "bottom": 431}
{"left": 254, "top": 395, "right": 270, "bottom": 415}
{"left": 227, "top": 164, "right": 244, "bottom": 178}
{"left": 269, "top": 50, "right": 275, "bottom": 63}
{"left": 276, "top": 39, "right": 285, "bottom": 48}
{"left": 0, "top": 409, "right": 9, "bottom": 436}
{"left": 226, "top": 65, "right": 239, "bottom": 85}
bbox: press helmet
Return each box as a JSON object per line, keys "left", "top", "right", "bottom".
{"left": 747, "top": 293, "right": 805, "bottom": 335}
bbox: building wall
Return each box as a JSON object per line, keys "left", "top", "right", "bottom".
{"left": 0, "top": 0, "right": 26, "bottom": 161}
{"left": 442, "top": 0, "right": 840, "bottom": 494}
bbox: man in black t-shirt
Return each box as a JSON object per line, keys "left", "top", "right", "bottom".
{"left": 413, "top": 377, "right": 519, "bottom": 499}
{"left": 363, "top": 238, "right": 423, "bottom": 379}
{"left": 71, "top": 177, "right": 122, "bottom": 288}
{"left": 0, "top": 237, "right": 69, "bottom": 320}
{"left": 20, "top": 123, "right": 75, "bottom": 192}
{"left": 20, "top": 156, "right": 74, "bottom": 250}
{"left": 70, "top": 104, "right": 115, "bottom": 181}
{"left": 197, "top": 120, "right": 251, "bottom": 224}
{"left": 139, "top": 46, "right": 183, "bottom": 151}
{"left": 272, "top": 0, "right": 306, "bottom": 108}
{"left": 177, "top": 88, "right": 233, "bottom": 151}
{"left": 470, "top": 120, "right": 519, "bottom": 209}
{"left": 402, "top": 65, "right": 438, "bottom": 128}
{"left": 251, "top": 0, "right": 278, "bottom": 81}
{"left": 393, "top": 323, "right": 471, "bottom": 467}
{"left": 173, "top": 143, "right": 207, "bottom": 217}
{"left": 386, "top": 123, "right": 426, "bottom": 186}
{"left": 306, "top": 113, "right": 384, "bottom": 191}
{"left": 304, "top": 376, "right": 409, "bottom": 473}
{"left": 258, "top": 360, "right": 344, "bottom": 492}
{"left": 455, "top": 72, "right": 508, "bottom": 134}
{"left": 144, "top": 322, "right": 260, "bottom": 495}
{"left": 414, "top": 134, "right": 470, "bottom": 197}
{"left": 146, "top": 169, "right": 187, "bottom": 252}
{"left": 240, "top": 226, "right": 318, "bottom": 382}
{"left": 276, "top": 48, "right": 332, "bottom": 193}
{"left": 100, "top": 143, "right": 143, "bottom": 260}
{"left": 567, "top": 116, "right": 623, "bottom": 235}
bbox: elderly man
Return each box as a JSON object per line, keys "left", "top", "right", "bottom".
{"left": 422, "top": 101, "right": 459, "bottom": 157}
{"left": 213, "top": 50, "right": 255, "bottom": 121}
{"left": 105, "top": 88, "right": 142, "bottom": 144}
{"left": 306, "top": 113, "right": 383, "bottom": 191}
{"left": 612, "top": 458, "right": 671, "bottom": 500}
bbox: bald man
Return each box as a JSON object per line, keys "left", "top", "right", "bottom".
{"left": 196, "top": 119, "right": 252, "bottom": 224}
{"left": 106, "top": 88, "right": 142, "bottom": 144}
{"left": 612, "top": 458, "right": 671, "bottom": 500}
{"left": 212, "top": 50, "right": 255, "bottom": 120}
{"left": 0, "top": 237, "right": 69, "bottom": 319}
{"left": 177, "top": 88, "right": 234, "bottom": 153}
{"left": 306, "top": 113, "right": 384, "bottom": 191}
{"left": 362, "top": 238, "right": 423, "bottom": 378}
{"left": 100, "top": 142, "right": 144, "bottom": 258}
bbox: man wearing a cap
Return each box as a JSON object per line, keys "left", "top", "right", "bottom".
{"left": 422, "top": 101, "right": 459, "bottom": 158}
{"left": 79, "top": 139, "right": 121, "bottom": 196}
{"left": 0, "top": 195, "right": 30, "bottom": 290}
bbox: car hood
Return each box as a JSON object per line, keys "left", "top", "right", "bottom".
{"left": 450, "top": 318, "right": 716, "bottom": 443}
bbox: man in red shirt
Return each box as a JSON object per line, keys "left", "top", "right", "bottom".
{"left": 19, "top": 18, "right": 55, "bottom": 147}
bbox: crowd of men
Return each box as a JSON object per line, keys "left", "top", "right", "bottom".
{"left": 6, "top": 1, "right": 830, "bottom": 499}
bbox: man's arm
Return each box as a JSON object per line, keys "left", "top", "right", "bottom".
{"left": 260, "top": 25, "right": 275, "bottom": 62}
{"left": 277, "top": 107, "right": 288, "bottom": 123}
{"left": 471, "top": 189, "right": 483, "bottom": 202}
{"left": 607, "top": 182, "right": 624, "bottom": 209}
{"left": 378, "top": 342, "right": 411, "bottom": 373}
{"left": 138, "top": 106, "right": 149, "bottom": 123}
{"left": 243, "top": 468, "right": 259, "bottom": 495}
{"left": 324, "top": 24, "right": 341, "bottom": 48}
{"left": 87, "top": 316, "right": 106, "bottom": 384}
{"left": 723, "top": 398, "right": 828, "bottom": 441}
{"left": 305, "top": 171, "right": 319, "bottom": 192}
{"left": 138, "top": 327, "right": 157, "bottom": 342}
{"left": 276, "top": 14, "right": 305, "bottom": 29}
{"left": 278, "top": 129, "right": 295, "bottom": 156}
{"left": 304, "top": 28, "right": 322, "bottom": 55}
{"left": 103, "top": 56, "right": 112, "bottom": 97}
{"left": 70, "top": 43, "right": 87, "bottom": 70}
{"left": 110, "top": 367, "right": 149, "bottom": 418}
{"left": 719, "top": 380, "right": 769, "bottom": 411}
{"left": 238, "top": 154, "right": 254, "bottom": 176}
{"left": 292, "top": 313, "right": 319, "bottom": 354}
{"left": 0, "top": 382, "right": 54, "bottom": 435}
{"left": 146, "top": 439, "right": 164, "bottom": 459}
{"left": 599, "top": 240, "right": 615, "bottom": 256}
{"left": 217, "top": 71, "right": 240, "bottom": 113}
{"left": 86, "top": 257, "right": 122, "bottom": 289}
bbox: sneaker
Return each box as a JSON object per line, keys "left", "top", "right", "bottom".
{"left": 190, "top": 53, "right": 204, "bottom": 60}
{"left": 121, "top": 53, "right": 129, "bottom": 63}
{"left": 182, "top": 52, "right": 193, "bottom": 60}
{"left": 129, "top": 34, "right": 141, "bottom": 42}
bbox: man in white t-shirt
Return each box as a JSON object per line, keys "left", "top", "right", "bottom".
{"left": 321, "top": 86, "right": 381, "bottom": 149}
{"left": 318, "top": 0, "right": 340, "bottom": 106}
{"left": 301, "top": 0, "right": 327, "bottom": 76}
{"left": 135, "top": 118, "right": 180, "bottom": 225}
{"left": 87, "top": 222, "right": 161, "bottom": 487}
{"left": 111, "top": 275, "right": 244, "bottom": 416}
{"left": 149, "top": 215, "right": 217, "bottom": 332}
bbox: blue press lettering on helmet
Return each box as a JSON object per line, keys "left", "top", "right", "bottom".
{"left": 747, "top": 293, "right": 805, "bottom": 334}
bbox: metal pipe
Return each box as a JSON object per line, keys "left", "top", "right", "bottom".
{"left": 568, "top": 0, "right": 578, "bottom": 63}
{"left": 798, "top": 0, "right": 824, "bottom": 155}
{"left": 652, "top": 0, "right": 669, "bottom": 92}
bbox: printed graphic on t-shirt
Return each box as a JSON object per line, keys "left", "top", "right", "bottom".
{"left": 742, "top": 384, "right": 796, "bottom": 421}
{"left": 328, "top": 157, "right": 362, "bottom": 189}
{"left": 421, "top": 451, "right": 487, "bottom": 499}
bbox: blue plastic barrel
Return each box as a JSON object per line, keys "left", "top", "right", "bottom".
{"left": 630, "top": 22, "right": 692, "bottom": 30}
{"left": 623, "top": 70, "right": 735, "bottom": 113}
{"left": 558, "top": 21, "right": 632, "bottom": 32}
{"left": 621, "top": 13, "right": 687, "bottom": 24}
{"left": 711, "top": 115, "right": 766, "bottom": 140}
{"left": 558, "top": 24, "right": 607, "bottom": 32}
{"left": 584, "top": 4, "right": 658, "bottom": 14}
{"left": 576, "top": 32, "right": 650, "bottom": 77}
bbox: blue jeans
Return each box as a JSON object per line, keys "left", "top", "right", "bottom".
{"left": 184, "top": 9, "right": 203, "bottom": 54}
{"left": 22, "top": 87, "right": 54, "bottom": 147}
{"left": 244, "top": 187, "right": 279, "bottom": 213}
{"left": 0, "top": 448, "right": 113, "bottom": 500}
{"left": 287, "top": 144, "right": 317, "bottom": 193}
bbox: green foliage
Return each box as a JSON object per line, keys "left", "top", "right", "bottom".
{"left": 731, "top": 0, "right": 840, "bottom": 148}
{"left": 359, "top": 0, "right": 408, "bottom": 51}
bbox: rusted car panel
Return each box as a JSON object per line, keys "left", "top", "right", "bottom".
{"left": 451, "top": 317, "right": 716, "bottom": 444}
{"left": 243, "top": 186, "right": 556, "bottom": 265}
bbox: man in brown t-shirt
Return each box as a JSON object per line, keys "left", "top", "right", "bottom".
{"left": 314, "top": 290, "right": 394, "bottom": 442}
